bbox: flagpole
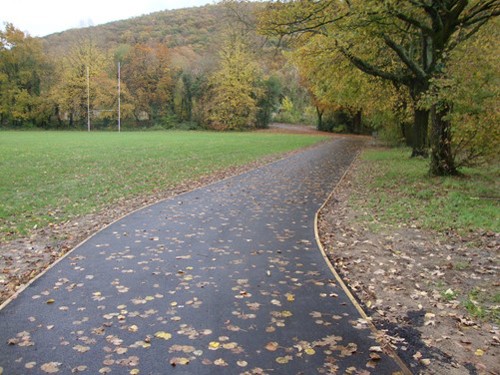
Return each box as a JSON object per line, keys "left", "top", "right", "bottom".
{"left": 87, "top": 66, "right": 90, "bottom": 132}
{"left": 118, "top": 61, "right": 121, "bottom": 132}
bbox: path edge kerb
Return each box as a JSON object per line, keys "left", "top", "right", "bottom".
{"left": 0, "top": 137, "right": 332, "bottom": 312}
{"left": 313, "top": 151, "right": 413, "bottom": 375}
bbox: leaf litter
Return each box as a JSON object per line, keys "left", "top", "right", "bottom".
{"left": 318, "top": 151, "right": 500, "bottom": 374}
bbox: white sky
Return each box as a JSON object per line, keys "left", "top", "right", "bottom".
{"left": 2, "top": 0, "right": 215, "bottom": 37}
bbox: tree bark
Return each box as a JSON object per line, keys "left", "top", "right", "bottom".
{"left": 412, "top": 108, "right": 429, "bottom": 157}
{"left": 352, "top": 109, "right": 362, "bottom": 134}
{"left": 316, "top": 106, "right": 323, "bottom": 130}
{"left": 429, "top": 102, "right": 458, "bottom": 176}
{"left": 409, "top": 80, "right": 430, "bottom": 157}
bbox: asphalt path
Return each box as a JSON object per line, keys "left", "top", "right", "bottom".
{"left": 0, "top": 137, "right": 407, "bottom": 374}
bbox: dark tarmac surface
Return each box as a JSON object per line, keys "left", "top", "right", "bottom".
{"left": 0, "top": 138, "right": 407, "bottom": 374}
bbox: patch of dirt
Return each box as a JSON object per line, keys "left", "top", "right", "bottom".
{"left": 318, "top": 151, "right": 499, "bottom": 374}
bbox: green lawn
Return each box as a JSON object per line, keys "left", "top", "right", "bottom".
{"left": 352, "top": 148, "right": 499, "bottom": 234}
{"left": 0, "top": 131, "right": 326, "bottom": 239}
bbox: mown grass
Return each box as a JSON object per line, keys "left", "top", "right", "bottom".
{"left": 0, "top": 131, "right": 326, "bottom": 239}
{"left": 352, "top": 148, "right": 499, "bottom": 234}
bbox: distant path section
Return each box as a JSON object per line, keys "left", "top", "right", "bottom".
{"left": 265, "top": 122, "right": 326, "bottom": 135}
{"left": 0, "top": 137, "right": 406, "bottom": 374}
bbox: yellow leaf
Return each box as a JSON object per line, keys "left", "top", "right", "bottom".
{"left": 154, "top": 331, "right": 172, "bottom": 340}
{"left": 46, "top": 299, "right": 55, "bottom": 304}
{"left": 475, "top": 349, "right": 484, "bottom": 356}
{"left": 130, "top": 369, "right": 140, "bottom": 375}
{"left": 305, "top": 348, "right": 316, "bottom": 355}
{"left": 208, "top": 341, "right": 220, "bottom": 350}
{"left": 286, "top": 293, "right": 295, "bottom": 302}
{"left": 222, "top": 342, "right": 237, "bottom": 350}
{"left": 276, "top": 356, "right": 292, "bottom": 364}
{"left": 281, "top": 310, "right": 293, "bottom": 318}
{"left": 128, "top": 325, "right": 138, "bottom": 333}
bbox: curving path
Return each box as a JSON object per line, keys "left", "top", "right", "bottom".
{"left": 0, "top": 138, "right": 407, "bottom": 374}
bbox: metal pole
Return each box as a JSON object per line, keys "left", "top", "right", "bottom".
{"left": 118, "top": 61, "right": 121, "bottom": 132}
{"left": 87, "top": 66, "right": 90, "bottom": 132}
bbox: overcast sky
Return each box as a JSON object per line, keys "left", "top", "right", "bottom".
{"left": 2, "top": 0, "right": 215, "bottom": 37}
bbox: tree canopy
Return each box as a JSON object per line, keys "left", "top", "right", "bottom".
{"left": 259, "top": 0, "right": 500, "bottom": 175}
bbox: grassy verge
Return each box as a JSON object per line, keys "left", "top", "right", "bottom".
{"left": 351, "top": 147, "right": 499, "bottom": 234}
{"left": 0, "top": 131, "right": 326, "bottom": 239}
{"left": 348, "top": 147, "right": 499, "bottom": 323}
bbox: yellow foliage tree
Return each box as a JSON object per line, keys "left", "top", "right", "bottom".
{"left": 50, "top": 31, "right": 116, "bottom": 128}
{"left": 259, "top": 0, "right": 500, "bottom": 175}
{"left": 203, "top": 34, "right": 264, "bottom": 130}
{"left": 0, "top": 24, "right": 48, "bottom": 127}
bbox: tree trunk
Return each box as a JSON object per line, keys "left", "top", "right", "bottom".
{"left": 316, "top": 106, "right": 323, "bottom": 130}
{"left": 411, "top": 108, "right": 429, "bottom": 157}
{"left": 409, "top": 80, "right": 430, "bottom": 157}
{"left": 352, "top": 109, "right": 362, "bottom": 134}
{"left": 429, "top": 102, "right": 458, "bottom": 176}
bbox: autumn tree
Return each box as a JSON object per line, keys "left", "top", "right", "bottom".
{"left": 291, "top": 34, "right": 398, "bottom": 134}
{"left": 121, "top": 43, "right": 173, "bottom": 125}
{"left": 173, "top": 73, "right": 194, "bottom": 123}
{"left": 49, "top": 31, "right": 117, "bottom": 128}
{"left": 0, "top": 24, "right": 48, "bottom": 127}
{"left": 422, "top": 19, "right": 499, "bottom": 167}
{"left": 203, "top": 34, "right": 264, "bottom": 130}
{"left": 259, "top": 0, "right": 500, "bottom": 175}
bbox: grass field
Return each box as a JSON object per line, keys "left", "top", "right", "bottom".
{"left": 352, "top": 148, "right": 499, "bottom": 234}
{"left": 0, "top": 131, "right": 326, "bottom": 239}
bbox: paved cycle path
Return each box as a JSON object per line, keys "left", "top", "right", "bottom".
{"left": 0, "top": 138, "right": 406, "bottom": 374}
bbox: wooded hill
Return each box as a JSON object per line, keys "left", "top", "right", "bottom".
{"left": 44, "top": 4, "right": 228, "bottom": 57}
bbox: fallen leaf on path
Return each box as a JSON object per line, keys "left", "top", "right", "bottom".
{"left": 73, "top": 345, "right": 90, "bottom": 353}
{"left": 208, "top": 341, "right": 220, "bottom": 350}
{"left": 41, "top": 362, "right": 61, "bottom": 373}
{"left": 276, "top": 355, "right": 293, "bottom": 364}
{"left": 170, "top": 357, "right": 190, "bottom": 366}
{"left": 154, "top": 331, "right": 172, "bottom": 340}
{"left": 214, "top": 358, "right": 228, "bottom": 366}
{"left": 475, "top": 349, "right": 485, "bottom": 356}
{"left": 265, "top": 342, "right": 279, "bottom": 351}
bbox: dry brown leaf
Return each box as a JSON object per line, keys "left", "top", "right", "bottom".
{"left": 41, "top": 362, "right": 61, "bottom": 373}
{"left": 265, "top": 342, "right": 279, "bottom": 351}
{"left": 214, "top": 358, "right": 228, "bottom": 366}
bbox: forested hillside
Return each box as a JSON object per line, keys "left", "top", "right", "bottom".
{"left": 44, "top": 5, "right": 227, "bottom": 56}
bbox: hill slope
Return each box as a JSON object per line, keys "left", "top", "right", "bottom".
{"left": 42, "top": 3, "right": 262, "bottom": 56}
